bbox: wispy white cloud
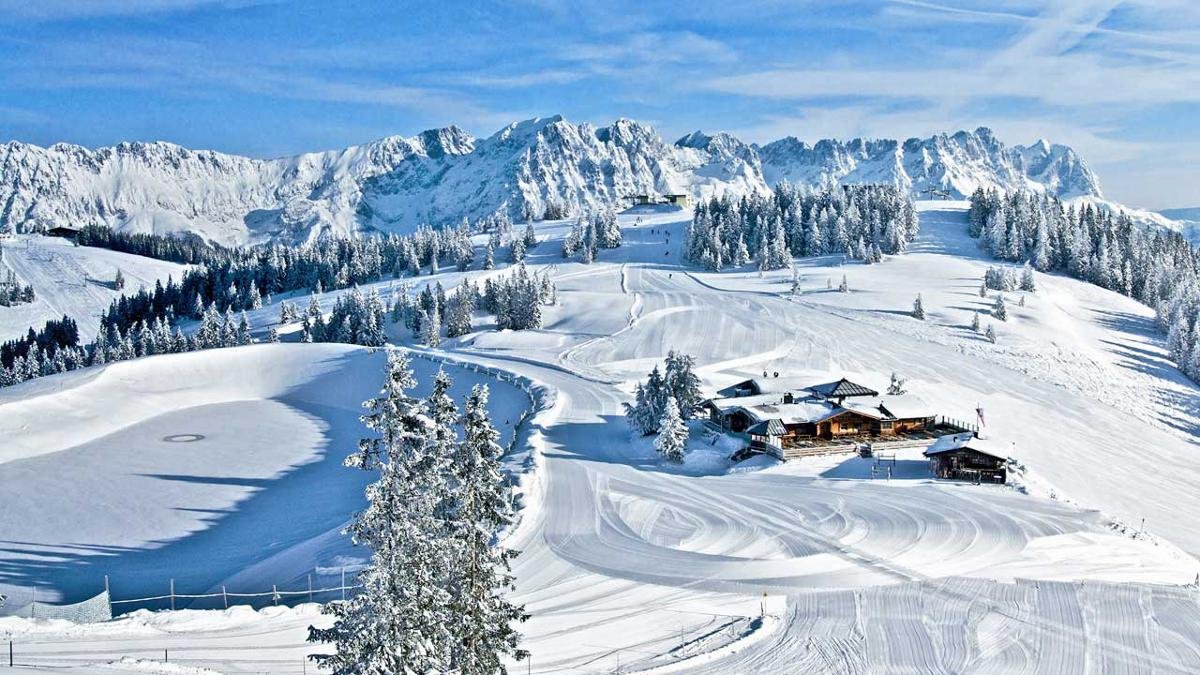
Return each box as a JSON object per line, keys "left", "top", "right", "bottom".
{"left": 0, "top": 0, "right": 273, "bottom": 21}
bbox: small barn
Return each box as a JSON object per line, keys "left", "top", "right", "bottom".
{"left": 924, "top": 432, "right": 1008, "bottom": 483}
{"left": 44, "top": 225, "right": 80, "bottom": 239}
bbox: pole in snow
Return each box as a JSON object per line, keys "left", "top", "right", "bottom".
{"left": 169, "top": 579, "right": 175, "bottom": 611}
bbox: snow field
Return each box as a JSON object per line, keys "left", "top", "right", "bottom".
{"left": 0, "top": 343, "right": 532, "bottom": 609}
{"left": 0, "top": 234, "right": 190, "bottom": 342}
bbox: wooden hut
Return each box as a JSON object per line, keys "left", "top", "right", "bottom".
{"left": 924, "top": 432, "right": 1008, "bottom": 483}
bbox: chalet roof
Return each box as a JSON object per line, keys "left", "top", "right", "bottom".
{"left": 769, "top": 401, "right": 840, "bottom": 424}
{"left": 924, "top": 432, "right": 1009, "bottom": 461}
{"left": 807, "top": 378, "right": 879, "bottom": 399}
{"left": 706, "top": 392, "right": 785, "bottom": 412}
{"left": 838, "top": 401, "right": 890, "bottom": 420}
{"left": 877, "top": 395, "right": 935, "bottom": 420}
{"left": 715, "top": 377, "right": 796, "bottom": 398}
{"left": 747, "top": 419, "right": 787, "bottom": 437}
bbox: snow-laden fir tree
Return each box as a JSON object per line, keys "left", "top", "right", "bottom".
{"left": 308, "top": 350, "right": 453, "bottom": 673}
{"left": 985, "top": 324, "right": 998, "bottom": 343}
{"left": 1020, "top": 262, "right": 1036, "bottom": 292}
{"left": 279, "top": 301, "right": 297, "bottom": 324}
{"left": 887, "top": 372, "right": 907, "bottom": 395}
{"left": 992, "top": 294, "right": 1008, "bottom": 321}
{"left": 113, "top": 269, "right": 125, "bottom": 291}
{"left": 447, "top": 383, "right": 529, "bottom": 671}
{"left": 912, "top": 294, "right": 925, "bottom": 320}
{"left": 624, "top": 353, "right": 701, "bottom": 436}
{"left": 444, "top": 283, "right": 476, "bottom": 339}
{"left": 237, "top": 311, "right": 252, "bottom": 345}
{"left": 970, "top": 311, "right": 981, "bottom": 333}
{"left": 979, "top": 280, "right": 988, "bottom": 298}
{"left": 838, "top": 275, "right": 849, "bottom": 293}
{"left": 509, "top": 237, "right": 526, "bottom": 264}
{"left": 654, "top": 396, "right": 688, "bottom": 464}
{"left": 663, "top": 350, "right": 702, "bottom": 416}
{"left": 420, "top": 306, "right": 441, "bottom": 347}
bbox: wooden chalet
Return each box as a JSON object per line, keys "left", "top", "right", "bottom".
{"left": 924, "top": 432, "right": 1008, "bottom": 483}
{"left": 705, "top": 377, "right": 938, "bottom": 457}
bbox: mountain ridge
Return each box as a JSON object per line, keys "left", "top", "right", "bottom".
{"left": 1, "top": 116, "right": 1104, "bottom": 245}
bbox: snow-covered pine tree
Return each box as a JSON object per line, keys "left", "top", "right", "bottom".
{"left": 420, "top": 306, "right": 441, "bottom": 347}
{"left": 838, "top": 275, "right": 849, "bottom": 293}
{"left": 887, "top": 372, "right": 907, "bottom": 395}
{"left": 113, "top": 269, "right": 125, "bottom": 291}
{"left": 308, "top": 350, "right": 453, "bottom": 673}
{"left": 654, "top": 396, "right": 688, "bottom": 464}
{"left": 1020, "top": 262, "right": 1036, "bottom": 292}
{"left": 237, "top": 311, "right": 252, "bottom": 345}
{"left": 509, "top": 237, "right": 526, "bottom": 264}
{"left": 447, "top": 384, "right": 529, "bottom": 671}
{"left": 979, "top": 280, "right": 988, "bottom": 297}
{"left": 985, "top": 324, "right": 998, "bottom": 343}
{"left": 992, "top": 294, "right": 1008, "bottom": 321}
{"left": 445, "top": 288, "right": 475, "bottom": 338}
{"left": 664, "top": 350, "right": 702, "bottom": 416}
{"left": 970, "top": 311, "right": 981, "bottom": 333}
{"left": 912, "top": 294, "right": 925, "bottom": 320}
{"left": 623, "top": 382, "right": 653, "bottom": 436}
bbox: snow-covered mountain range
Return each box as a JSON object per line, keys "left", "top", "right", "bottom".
{"left": 0, "top": 116, "right": 1106, "bottom": 245}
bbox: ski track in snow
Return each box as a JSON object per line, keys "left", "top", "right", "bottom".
{"left": 5, "top": 205, "right": 1200, "bottom": 672}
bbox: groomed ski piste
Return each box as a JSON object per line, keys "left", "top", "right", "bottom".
{"left": 0, "top": 234, "right": 190, "bottom": 343}
{"left": 3, "top": 203, "right": 1200, "bottom": 673}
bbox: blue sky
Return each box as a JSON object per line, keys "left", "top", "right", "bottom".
{"left": 0, "top": 0, "right": 1197, "bottom": 208}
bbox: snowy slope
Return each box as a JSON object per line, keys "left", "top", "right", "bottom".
{"left": 0, "top": 234, "right": 190, "bottom": 342}
{"left": 1, "top": 118, "right": 1102, "bottom": 245}
{"left": 6, "top": 204, "right": 1200, "bottom": 672}
{"left": 0, "top": 343, "right": 531, "bottom": 609}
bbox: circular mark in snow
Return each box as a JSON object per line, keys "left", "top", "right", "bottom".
{"left": 163, "top": 434, "right": 206, "bottom": 443}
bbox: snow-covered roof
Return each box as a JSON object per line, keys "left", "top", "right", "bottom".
{"left": 924, "top": 432, "right": 1009, "bottom": 460}
{"left": 877, "top": 395, "right": 935, "bottom": 420}
{"left": 706, "top": 392, "right": 787, "bottom": 411}
{"left": 767, "top": 400, "right": 841, "bottom": 424}
{"left": 838, "top": 400, "right": 889, "bottom": 420}
{"left": 715, "top": 377, "right": 797, "bottom": 398}
{"left": 747, "top": 419, "right": 787, "bottom": 437}
{"left": 807, "top": 378, "right": 879, "bottom": 399}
